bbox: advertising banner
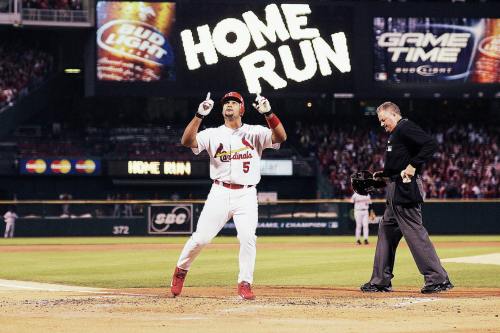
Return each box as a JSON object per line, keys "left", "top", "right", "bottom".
{"left": 260, "top": 160, "right": 293, "bottom": 176}
{"left": 373, "top": 18, "right": 500, "bottom": 83}
{"left": 148, "top": 204, "right": 193, "bottom": 235}
{"left": 96, "top": 1, "right": 176, "bottom": 82}
{"left": 107, "top": 160, "right": 208, "bottom": 177}
{"left": 20, "top": 158, "right": 101, "bottom": 175}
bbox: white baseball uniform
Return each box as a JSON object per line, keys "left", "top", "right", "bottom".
{"left": 351, "top": 193, "right": 371, "bottom": 242}
{"left": 176, "top": 124, "right": 279, "bottom": 283}
{"left": 4, "top": 211, "right": 18, "bottom": 238}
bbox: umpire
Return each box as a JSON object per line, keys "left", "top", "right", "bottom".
{"left": 361, "top": 102, "right": 453, "bottom": 294}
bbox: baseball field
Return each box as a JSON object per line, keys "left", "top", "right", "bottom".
{"left": 1, "top": 235, "right": 499, "bottom": 333}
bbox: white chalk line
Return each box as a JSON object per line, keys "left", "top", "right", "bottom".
{"left": 0, "top": 279, "right": 153, "bottom": 297}
{"left": 442, "top": 252, "right": 500, "bottom": 266}
{"left": 392, "top": 297, "right": 440, "bottom": 308}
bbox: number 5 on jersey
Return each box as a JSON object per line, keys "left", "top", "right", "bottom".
{"left": 243, "top": 161, "right": 250, "bottom": 173}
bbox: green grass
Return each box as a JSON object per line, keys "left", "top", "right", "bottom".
{"left": 0, "top": 236, "right": 499, "bottom": 288}
{"left": 1, "top": 235, "right": 499, "bottom": 245}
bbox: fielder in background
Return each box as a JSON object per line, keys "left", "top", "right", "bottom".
{"left": 361, "top": 101, "right": 453, "bottom": 294}
{"left": 170, "top": 91, "right": 287, "bottom": 300}
{"left": 351, "top": 192, "right": 371, "bottom": 245}
{"left": 4, "top": 207, "right": 18, "bottom": 238}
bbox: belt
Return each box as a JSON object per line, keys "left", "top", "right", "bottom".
{"left": 214, "top": 180, "right": 254, "bottom": 190}
{"left": 355, "top": 209, "right": 368, "bottom": 211}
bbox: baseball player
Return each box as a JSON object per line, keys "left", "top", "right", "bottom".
{"left": 170, "top": 91, "right": 287, "bottom": 300}
{"left": 350, "top": 193, "right": 371, "bottom": 245}
{"left": 4, "top": 208, "right": 18, "bottom": 238}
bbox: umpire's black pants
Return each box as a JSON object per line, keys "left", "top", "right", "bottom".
{"left": 369, "top": 180, "right": 450, "bottom": 287}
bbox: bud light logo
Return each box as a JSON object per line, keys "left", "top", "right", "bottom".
{"left": 148, "top": 205, "right": 193, "bottom": 234}
{"left": 97, "top": 19, "right": 174, "bottom": 66}
{"left": 478, "top": 36, "right": 500, "bottom": 60}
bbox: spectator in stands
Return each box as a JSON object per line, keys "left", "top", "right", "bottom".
{"left": 294, "top": 118, "right": 498, "bottom": 199}
{"left": 59, "top": 193, "right": 72, "bottom": 217}
{"left": 0, "top": 38, "right": 53, "bottom": 110}
{"left": 113, "top": 193, "right": 122, "bottom": 217}
{"left": 123, "top": 193, "right": 133, "bottom": 217}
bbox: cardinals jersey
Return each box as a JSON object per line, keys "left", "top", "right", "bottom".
{"left": 351, "top": 193, "right": 372, "bottom": 210}
{"left": 192, "top": 124, "right": 280, "bottom": 185}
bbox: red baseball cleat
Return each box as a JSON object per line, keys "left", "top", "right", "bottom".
{"left": 238, "top": 281, "right": 256, "bottom": 300}
{"left": 170, "top": 267, "right": 188, "bottom": 297}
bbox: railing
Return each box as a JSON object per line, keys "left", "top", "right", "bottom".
{"left": 0, "top": 0, "right": 13, "bottom": 13}
{"left": 0, "top": 198, "right": 498, "bottom": 218}
{"left": 0, "top": 199, "right": 349, "bottom": 220}
{"left": 0, "top": 199, "right": 499, "bottom": 237}
{"left": 21, "top": 8, "right": 90, "bottom": 24}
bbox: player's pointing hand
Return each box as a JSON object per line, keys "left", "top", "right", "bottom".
{"left": 197, "top": 92, "right": 214, "bottom": 117}
{"left": 252, "top": 94, "right": 271, "bottom": 115}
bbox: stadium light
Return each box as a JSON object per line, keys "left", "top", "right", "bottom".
{"left": 64, "top": 68, "right": 81, "bottom": 74}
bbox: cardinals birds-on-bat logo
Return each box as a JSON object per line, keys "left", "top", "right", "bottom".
{"left": 214, "top": 136, "right": 254, "bottom": 162}
{"left": 214, "top": 143, "right": 228, "bottom": 160}
{"left": 241, "top": 136, "right": 254, "bottom": 150}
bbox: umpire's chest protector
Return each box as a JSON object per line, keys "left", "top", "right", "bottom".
{"left": 385, "top": 120, "right": 424, "bottom": 205}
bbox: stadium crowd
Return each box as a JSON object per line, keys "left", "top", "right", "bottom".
{"left": 0, "top": 39, "right": 53, "bottom": 110}
{"left": 294, "top": 120, "right": 499, "bottom": 199}
{"left": 22, "top": 0, "right": 82, "bottom": 10}
{"left": 9, "top": 116, "right": 498, "bottom": 199}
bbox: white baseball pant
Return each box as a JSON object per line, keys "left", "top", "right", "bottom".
{"left": 177, "top": 184, "right": 258, "bottom": 283}
{"left": 4, "top": 222, "right": 14, "bottom": 238}
{"left": 354, "top": 210, "right": 369, "bottom": 240}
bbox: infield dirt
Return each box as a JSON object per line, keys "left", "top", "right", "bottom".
{"left": 1, "top": 285, "right": 499, "bottom": 333}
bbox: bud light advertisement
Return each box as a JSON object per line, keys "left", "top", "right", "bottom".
{"left": 373, "top": 18, "right": 500, "bottom": 83}
{"left": 96, "top": 1, "right": 176, "bottom": 82}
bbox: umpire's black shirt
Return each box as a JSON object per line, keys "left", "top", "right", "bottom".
{"left": 383, "top": 118, "right": 437, "bottom": 179}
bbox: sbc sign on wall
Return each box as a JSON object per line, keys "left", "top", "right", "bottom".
{"left": 148, "top": 204, "right": 193, "bottom": 235}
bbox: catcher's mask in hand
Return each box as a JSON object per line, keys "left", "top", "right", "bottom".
{"left": 351, "top": 170, "right": 386, "bottom": 195}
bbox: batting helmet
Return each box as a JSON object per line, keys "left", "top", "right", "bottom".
{"left": 350, "top": 170, "right": 386, "bottom": 195}
{"left": 221, "top": 91, "right": 245, "bottom": 116}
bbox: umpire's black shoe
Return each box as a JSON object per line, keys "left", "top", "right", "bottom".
{"left": 420, "top": 280, "right": 454, "bottom": 294}
{"left": 360, "top": 282, "right": 392, "bottom": 292}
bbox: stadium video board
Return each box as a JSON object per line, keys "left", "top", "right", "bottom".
{"left": 96, "top": 1, "right": 176, "bottom": 82}
{"left": 107, "top": 160, "right": 209, "bottom": 177}
{"left": 91, "top": 2, "right": 354, "bottom": 96}
{"left": 177, "top": 3, "right": 353, "bottom": 95}
{"left": 373, "top": 17, "right": 500, "bottom": 84}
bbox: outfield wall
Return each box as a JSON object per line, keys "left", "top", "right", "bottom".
{"left": 0, "top": 200, "right": 498, "bottom": 237}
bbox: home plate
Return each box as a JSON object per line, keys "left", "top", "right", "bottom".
{"left": 442, "top": 253, "right": 500, "bottom": 265}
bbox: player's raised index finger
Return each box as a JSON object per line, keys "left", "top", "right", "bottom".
{"left": 206, "top": 92, "right": 211, "bottom": 100}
